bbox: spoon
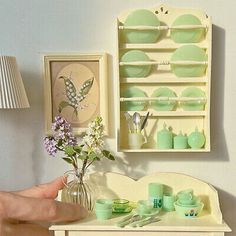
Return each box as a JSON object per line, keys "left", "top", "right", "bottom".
{"left": 124, "top": 112, "right": 133, "bottom": 133}
{"left": 133, "top": 112, "right": 141, "bottom": 133}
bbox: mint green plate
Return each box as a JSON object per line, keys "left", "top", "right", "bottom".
{"left": 121, "top": 87, "right": 148, "bottom": 111}
{"left": 180, "top": 87, "right": 205, "bottom": 111}
{"left": 151, "top": 87, "right": 177, "bottom": 111}
{"left": 120, "top": 50, "right": 152, "bottom": 78}
{"left": 171, "top": 45, "right": 208, "bottom": 77}
{"left": 171, "top": 14, "right": 205, "bottom": 43}
{"left": 123, "top": 9, "right": 160, "bottom": 43}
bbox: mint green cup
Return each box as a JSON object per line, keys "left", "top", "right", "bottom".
{"left": 163, "top": 193, "right": 175, "bottom": 212}
{"left": 128, "top": 133, "right": 147, "bottom": 149}
{"left": 95, "top": 208, "right": 112, "bottom": 220}
{"left": 177, "top": 189, "right": 194, "bottom": 205}
{"left": 148, "top": 183, "right": 163, "bottom": 209}
{"left": 95, "top": 199, "right": 113, "bottom": 210}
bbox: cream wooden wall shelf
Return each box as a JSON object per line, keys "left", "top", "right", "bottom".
{"left": 50, "top": 172, "right": 231, "bottom": 236}
{"left": 116, "top": 4, "right": 212, "bottom": 152}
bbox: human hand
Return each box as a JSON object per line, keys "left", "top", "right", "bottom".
{"left": 0, "top": 177, "right": 88, "bottom": 236}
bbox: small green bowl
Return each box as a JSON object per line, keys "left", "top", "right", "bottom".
{"left": 174, "top": 201, "right": 204, "bottom": 218}
{"left": 113, "top": 199, "right": 130, "bottom": 213}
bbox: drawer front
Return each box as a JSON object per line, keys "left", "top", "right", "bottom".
{"left": 67, "top": 231, "right": 224, "bottom": 236}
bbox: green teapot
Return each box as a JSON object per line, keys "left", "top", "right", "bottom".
{"left": 188, "top": 127, "right": 205, "bottom": 149}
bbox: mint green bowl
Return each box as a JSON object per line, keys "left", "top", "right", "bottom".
{"left": 171, "top": 14, "right": 205, "bottom": 43}
{"left": 174, "top": 201, "right": 204, "bottom": 218}
{"left": 123, "top": 9, "right": 160, "bottom": 43}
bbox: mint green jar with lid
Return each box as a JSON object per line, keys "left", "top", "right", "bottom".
{"left": 174, "top": 131, "right": 188, "bottom": 149}
{"left": 188, "top": 127, "right": 205, "bottom": 149}
{"left": 157, "top": 123, "right": 173, "bottom": 149}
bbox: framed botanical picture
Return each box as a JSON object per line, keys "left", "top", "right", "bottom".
{"left": 43, "top": 53, "right": 108, "bottom": 135}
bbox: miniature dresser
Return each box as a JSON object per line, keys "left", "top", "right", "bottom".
{"left": 50, "top": 172, "right": 231, "bottom": 236}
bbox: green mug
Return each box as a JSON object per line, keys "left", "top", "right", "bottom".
{"left": 163, "top": 193, "right": 175, "bottom": 212}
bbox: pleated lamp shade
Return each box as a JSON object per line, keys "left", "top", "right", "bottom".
{"left": 0, "top": 56, "right": 29, "bottom": 108}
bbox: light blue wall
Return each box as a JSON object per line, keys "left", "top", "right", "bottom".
{"left": 0, "top": 0, "right": 235, "bottom": 234}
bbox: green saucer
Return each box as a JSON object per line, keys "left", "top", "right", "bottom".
{"left": 180, "top": 87, "right": 206, "bottom": 111}
{"left": 151, "top": 87, "right": 177, "bottom": 111}
{"left": 171, "top": 14, "right": 205, "bottom": 43}
{"left": 120, "top": 50, "right": 152, "bottom": 78}
{"left": 171, "top": 45, "right": 208, "bottom": 77}
{"left": 121, "top": 87, "right": 148, "bottom": 111}
{"left": 112, "top": 206, "right": 133, "bottom": 213}
{"left": 123, "top": 9, "right": 160, "bottom": 43}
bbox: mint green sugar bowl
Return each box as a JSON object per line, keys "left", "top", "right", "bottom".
{"left": 174, "top": 131, "right": 188, "bottom": 149}
{"left": 188, "top": 127, "right": 206, "bottom": 149}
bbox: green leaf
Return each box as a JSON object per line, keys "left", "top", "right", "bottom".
{"left": 58, "top": 101, "right": 70, "bottom": 113}
{"left": 64, "top": 145, "right": 75, "bottom": 156}
{"left": 78, "top": 155, "right": 87, "bottom": 160}
{"left": 74, "top": 145, "right": 83, "bottom": 153}
{"left": 57, "top": 139, "right": 63, "bottom": 147}
{"left": 62, "top": 77, "right": 77, "bottom": 99}
{"left": 88, "top": 152, "right": 97, "bottom": 160}
{"left": 62, "top": 157, "right": 73, "bottom": 164}
{"left": 102, "top": 150, "right": 115, "bottom": 160}
{"left": 78, "top": 78, "right": 94, "bottom": 99}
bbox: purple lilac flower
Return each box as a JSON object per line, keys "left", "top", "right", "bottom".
{"left": 44, "top": 137, "right": 57, "bottom": 156}
{"left": 51, "top": 116, "right": 78, "bottom": 147}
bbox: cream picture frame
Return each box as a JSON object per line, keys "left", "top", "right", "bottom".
{"left": 43, "top": 53, "right": 108, "bottom": 135}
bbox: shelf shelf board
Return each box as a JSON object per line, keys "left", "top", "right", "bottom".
{"left": 119, "top": 41, "right": 208, "bottom": 50}
{"left": 118, "top": 148, "right": 210, "bottom": 152}
{"left": 120, "top": 76, "right": 208, "bottom": 84}
{"left": 120, "top": 110, "right": 207, "bottom": 117}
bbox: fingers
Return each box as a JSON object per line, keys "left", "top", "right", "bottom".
{"left": 14, "top": 176, "right": 67, "bottom": 199}
{"left": 0, "top": 192, "right": 88, "bottom": 222}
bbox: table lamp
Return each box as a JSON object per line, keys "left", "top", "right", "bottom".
{"left": 0, "top": 56, "right": 29, "bottom": 109}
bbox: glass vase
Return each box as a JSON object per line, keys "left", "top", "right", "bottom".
{"left": 61, "top": 170, "right": 95, "bottom": 211}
